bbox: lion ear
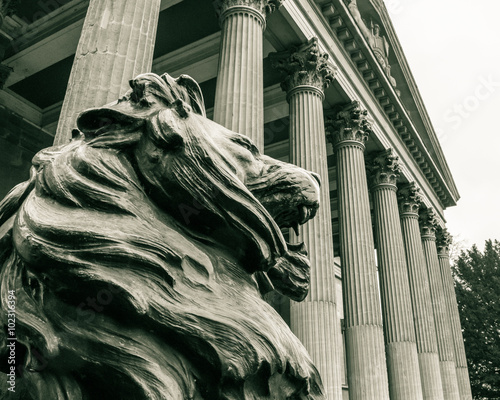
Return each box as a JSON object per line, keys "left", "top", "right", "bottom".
{"left": 171, "top": 74, "right": 206, "bottom": 117}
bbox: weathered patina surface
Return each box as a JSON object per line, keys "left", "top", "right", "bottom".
{"left": 0, "top": 73, "right": 324, "bottom": 399}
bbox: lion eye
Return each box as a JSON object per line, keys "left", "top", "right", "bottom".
{"left": 231, "top": 137, "right": 257, "bottom": 154}
{"left": 266, "top": 164, "right": 281, "bottom": 174}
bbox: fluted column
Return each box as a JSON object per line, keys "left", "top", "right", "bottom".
{"left": 55, "top": 0, "right": 162, "bottom": 145}
{"left": 326, "top": 102, "right": 390, "bottom": 400}
{"left": 436, "top": 229, "right": 473, "bottom": 400}
{"left": 420, "top": 209, "right": 460, "bottom": 400}
{"left": 270, "top": 37, "right": 341, "bottom": 400}
{"left": 368, "top": 151, "right": 423, "bottom": 400}
{"left": 213, "top": 0, "right": 281, "bottom": 152}
{"left": 398, "top": 184, "right": 444, "bottom": 399}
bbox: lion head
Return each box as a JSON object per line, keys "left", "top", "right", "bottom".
{"left": 0, "top": 73, "right": 324, "bottom": 399}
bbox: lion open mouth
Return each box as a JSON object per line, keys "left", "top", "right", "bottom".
{"left": 246, "top": 162, "right": 321, "bottom": 300}
{"left": 250, "top": 165, "right": 321, "bottom": 260}
{"left": 273, "top": 204, "right": 318, "bottom": 237}
{"left": 252, "top": 179, "right": 320, "bottom": 301}
{"left": 272, "top": 202, "right": 319, "bottom": 259}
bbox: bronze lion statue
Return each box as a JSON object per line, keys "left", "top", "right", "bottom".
{"left": 0, "top": 73, "right": 325, "bottom": 399}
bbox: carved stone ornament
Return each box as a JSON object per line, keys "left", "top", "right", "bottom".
{"left": 269, "top": 37, "right": 337, "bottom": 94}
{"left": 419, "top": 208, "right": 439, "bottom": 238}
{"left": 397, "top": 182, "right": 423, "bottom": 215}
{"left": 325, "top": 100, "right": 373, "bottom": 147}
{"left": 346, "top": 0, "right": 398, "bottom": 90}
{"left": 213, "top": 0, "right": 283, "bottom": 20}
{"left": 0, "top": 72, "right": 325, "bottom": 399}
{"left": 436, "top": 227, "right": 453, "bottom": 256}
{"left": 0, "top": 0, "right": 19, "bottom": 18}
{"left": 367, "top": 148, "right": 401, "bottom": 187}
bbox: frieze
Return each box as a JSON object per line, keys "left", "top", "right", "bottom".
{"left": 346, "top": 0, "right": 398, "bottom": 91}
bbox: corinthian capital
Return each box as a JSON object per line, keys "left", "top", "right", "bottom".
{"left": 269, "top": 37, "right": 336, "bottom": 95}
{"left": 436, "top": 227, "right": 453, "bottom": 256}
{"left": 397, "top": 182, "right": 422, "bottom": 215}
{"left": 367, "top": 148, "right": 401, "bottom": 187}
{"left": 419, "top": 208, "right": 438, "bottom": 238}
{"left": 325, "top": 101, "right": 372, "bottom": 147}
{"left": 213, "top": 0, "right": 282, "bottom": 20}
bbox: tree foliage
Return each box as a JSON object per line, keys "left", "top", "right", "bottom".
{"left": 453, "top": 240, "right": 500, "bottom": 399}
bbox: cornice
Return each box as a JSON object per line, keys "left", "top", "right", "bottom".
{"left": 312, "top": 0, "right": 459, "bottom": 209}
{"left": 370, "top": 2, "right": 460, "bottom": 202}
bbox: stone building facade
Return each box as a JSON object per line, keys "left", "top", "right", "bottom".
{"left": 0, "top": 0, "right": 471, "bottom": 399}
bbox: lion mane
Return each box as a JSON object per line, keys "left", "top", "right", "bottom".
{"left": 0, "top": 73, "right": 324, "bottom": 399}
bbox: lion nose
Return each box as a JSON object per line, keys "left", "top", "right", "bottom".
{"left": 310, "top": 172, "right": 321, "bottom": 187}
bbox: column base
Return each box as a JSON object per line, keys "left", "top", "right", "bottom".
{"left": 345, "top": 325, "right": 390, "bottom": 400}
{"left": 386, "top": 342, "right": 423, "bottom": 400}
{"left": 418, "top": 353, "right": 444, "bottom": 400}
{"left": 290, "top": 300, "right": 340, "bottom": 399}
{"left": 456, "top": 367, "right": 472, "bottom": 400}
{"left": 440, "top": 361, "right": 460, "bottom": 400}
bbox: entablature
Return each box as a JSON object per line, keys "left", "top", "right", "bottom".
{"left": 305, "top": 0, "right": 459, "bottom": 210}
{"left": 279, "top": 0, "right": 451, "bottom": 221}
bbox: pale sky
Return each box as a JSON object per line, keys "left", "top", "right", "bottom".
{"left": 386, "top": 0, "right": 500, "bottom": 250}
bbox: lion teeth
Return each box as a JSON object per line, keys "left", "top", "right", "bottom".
{"left": 292, "top": 223, "right": 299, "bottom": 236}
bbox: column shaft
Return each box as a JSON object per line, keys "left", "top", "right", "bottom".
{"left": 55, "top": 0, "right": 161, "bottom": 145}
{"left": 288, "top": 88, "right": 342, "bottom": 400}
{"left": 421, "top": 233, "right": 460, "bottom": 400}
{"left": 213, "top": 7, "right": 264, "bottom": 151}
{"left": 336, "top": 141, "right": 389, "bottom": 399}
{"left": 372, "top": 184, "right": 423, "bottom": 400}
{"left": 400, "top": 212, "right": 444, "bottom": 399}
{"left": 438, "top": 252, "right": 472, "bottom": 400}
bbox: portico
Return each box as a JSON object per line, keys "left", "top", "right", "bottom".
{"left": 0, "top": 0, "right": 470, "bottom": 398}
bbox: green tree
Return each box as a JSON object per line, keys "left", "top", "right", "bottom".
{"left": 453, "top": 240, "right": 500, "bottom": 399}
